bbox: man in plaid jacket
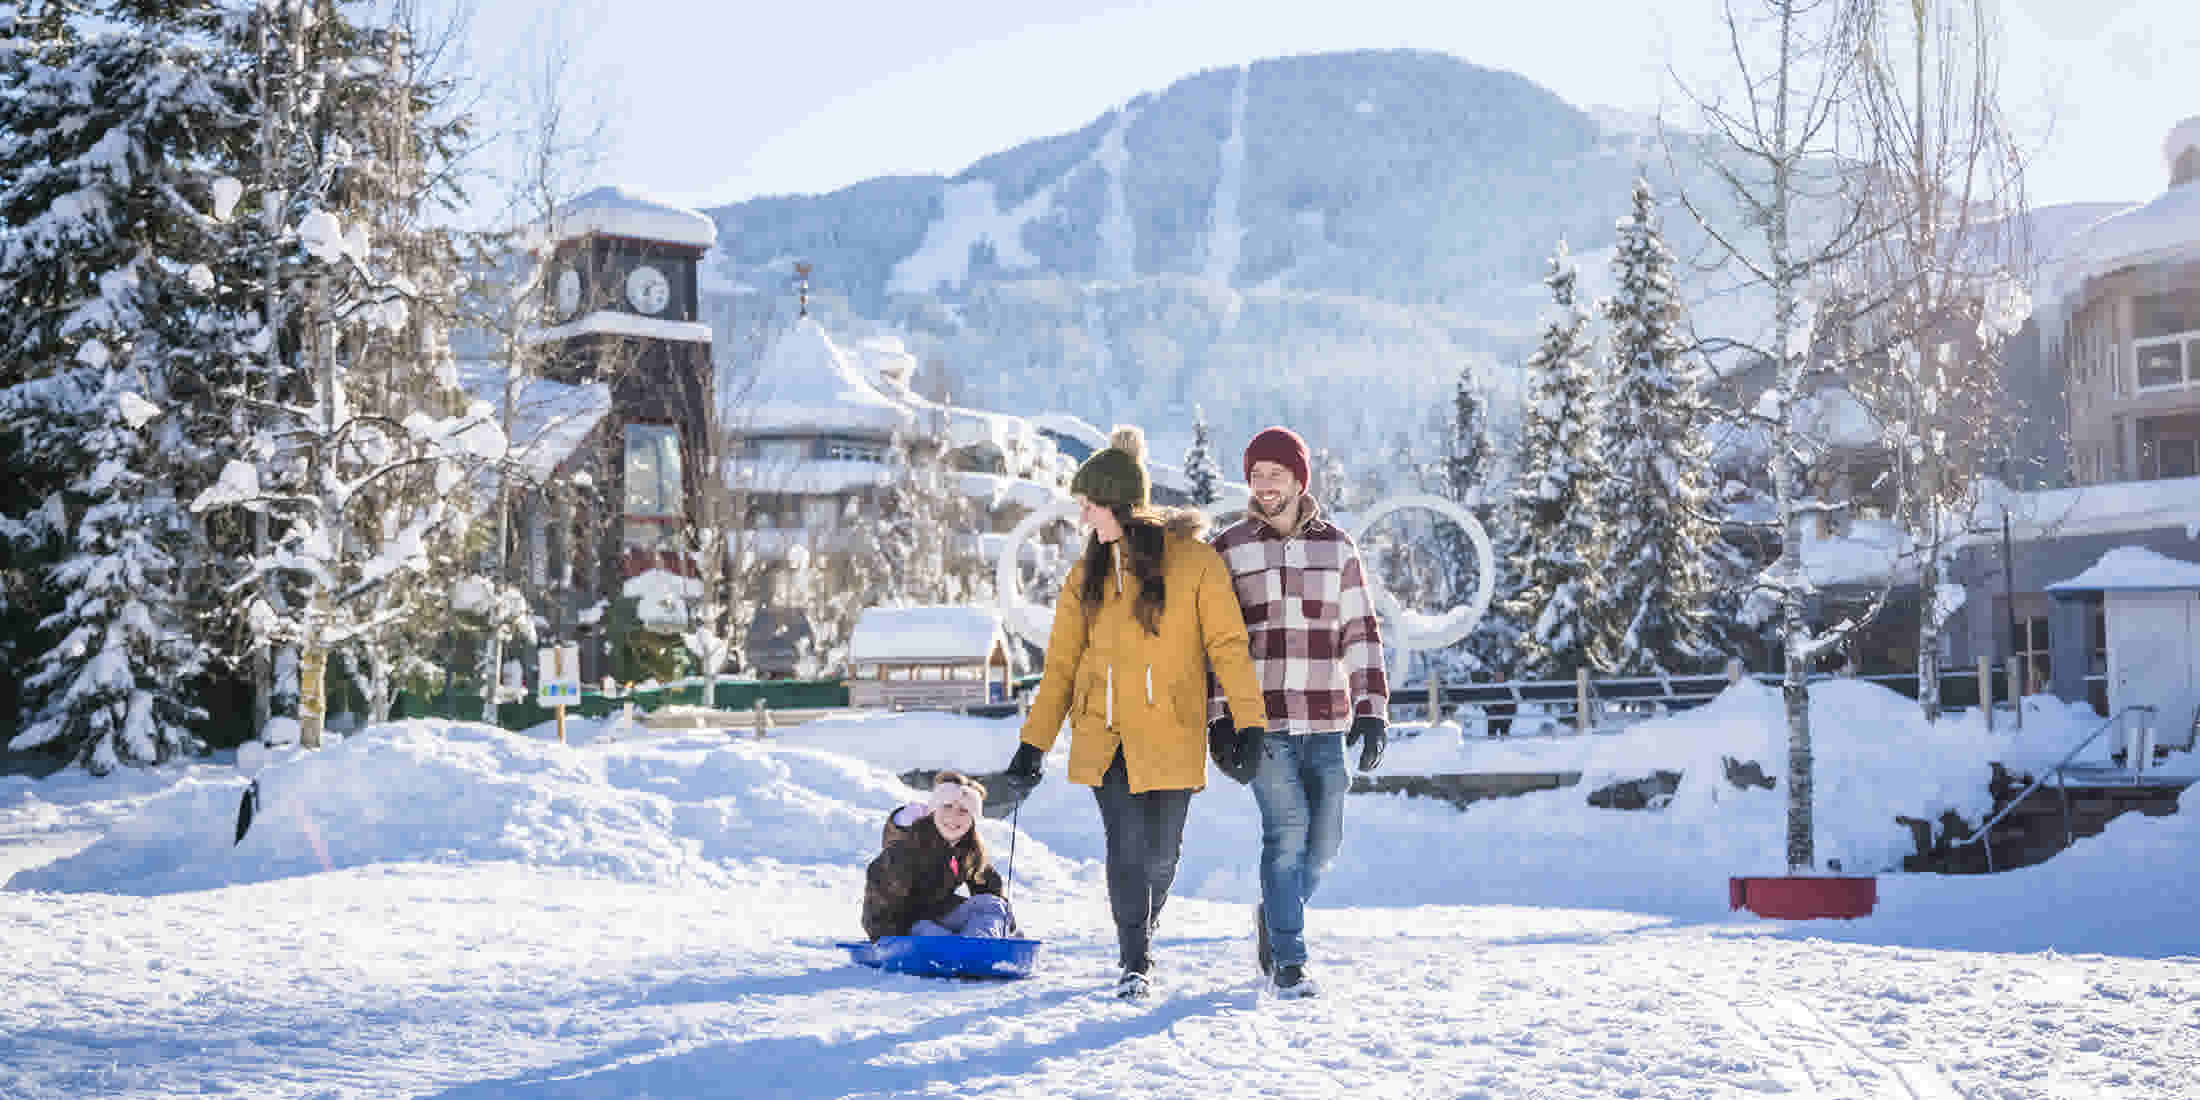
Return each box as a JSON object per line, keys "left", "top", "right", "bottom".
{"left": 1207, "top": 426, "right": 1388, "bottom": 999}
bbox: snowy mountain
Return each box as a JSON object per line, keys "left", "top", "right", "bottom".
{"left": 703, "top": 50, "right": 1714, "bottom": 471}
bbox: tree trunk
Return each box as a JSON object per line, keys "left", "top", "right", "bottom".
{"left": 1917, "top": 508, "right": 1943, "bottom": 722}
{"left": 298, "top": 606, "right": 326, "bottom": 749}
{"left": 1772, "top": 0, "right": 1812, "bottom": 875}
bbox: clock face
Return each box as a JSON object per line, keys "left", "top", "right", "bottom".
{"left": 555, "top": 268, "right": 581, "bottom": 318}
{"left": 625, "top": 264, "right": 671, "bottom": 316}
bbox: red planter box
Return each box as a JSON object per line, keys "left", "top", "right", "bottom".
{"left": 1729, "top": 875, "right": 1878, "bottom": 919}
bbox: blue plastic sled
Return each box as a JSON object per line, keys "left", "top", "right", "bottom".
{"left": 837, "top": 936, "right": 1042, "bottom": 979}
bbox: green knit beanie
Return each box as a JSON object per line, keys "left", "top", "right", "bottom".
{"left": 1069, "top": 425, "right": 1150, "bottom": 510}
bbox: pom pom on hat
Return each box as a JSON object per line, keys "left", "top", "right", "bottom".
{"left": 1107, "top": 425, "right": 1146, "bottom": 463}
{"left": 1070, "top": 423, "right": 1152, "bottom": 510}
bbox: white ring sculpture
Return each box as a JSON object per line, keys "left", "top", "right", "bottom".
{"left": 997, "top": 492, "right": 1492, "bottom": 657}
{"left": 1348, "top": 493, "right": 1495, "bottom": 652}
{"left": 997, "top": 497, "right": 1082, "bottom": 646}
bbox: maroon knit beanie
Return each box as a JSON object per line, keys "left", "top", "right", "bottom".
{"left": 1243, "top": 426, "right": 1311, "bottom": 490}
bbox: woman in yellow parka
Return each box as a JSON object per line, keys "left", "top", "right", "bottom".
{"left": 1000, "top": 425, "right": 1268, "bottom": 1000}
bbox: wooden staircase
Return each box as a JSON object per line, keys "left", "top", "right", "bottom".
{"left": 1904, "top": 762, "right": 2191, "bottom": 874}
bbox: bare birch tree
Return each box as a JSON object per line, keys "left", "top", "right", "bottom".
{"left": 1843, "top": 0, "right": 2030, "bottom": 720}
{"left": 1672, "top": 0, "right": 1882, "bottom": 872}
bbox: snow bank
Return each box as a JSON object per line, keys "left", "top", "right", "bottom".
{"left": 12, "top": 681, "right": 2198, "bottom": 955}
{"left": 7, "top": 720, "right": 1077, "bottom": 897}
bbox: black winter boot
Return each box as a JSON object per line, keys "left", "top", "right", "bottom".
{"left": 1271, "top": 964, "right": 1319, "bottom": 1000}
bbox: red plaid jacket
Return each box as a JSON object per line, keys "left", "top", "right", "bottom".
{"left": 1208, "top": 498, "right": 1389, "bottom": 733}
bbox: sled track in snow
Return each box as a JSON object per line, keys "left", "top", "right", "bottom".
{"left": 1711, "top": 993, "right": 1962, "bottom": 1100}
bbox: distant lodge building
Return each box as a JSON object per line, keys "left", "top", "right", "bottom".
{"left": 1776, "top": 117, "right": 2200, "bottom": 745}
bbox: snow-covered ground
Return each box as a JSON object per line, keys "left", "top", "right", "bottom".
{"left": 3, "top": 681, "right": 2197, "bottom": 1099}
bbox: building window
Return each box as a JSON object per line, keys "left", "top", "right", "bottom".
{"left": 2087, "top": 598, "right": 2107, "bottom": 677}
{"left": 624, "top": 424, "right": 683, "bottom": 552}
{"left": 625, "top": 424, "right": 684, "bottom": 516}
{"left": 823, "top": 437, "right": 888, "bottom": 463}
{"left": 2013, "top": 614, "right": 2051, "bottom": 693}
{"left": 2156, "top": 437, "right": 2200, "bottom": 479}
{"left": 2135, "top": 290, "right": 2200, "bottom": 340}
{"left": 742, "top": 438, "right": 810, "bottom": 465}
{"left": 802, "top": 496, "right": 842, "bottom": 530}
{"left": 2135, "top": 337, "right": 2186, "bottom": 390}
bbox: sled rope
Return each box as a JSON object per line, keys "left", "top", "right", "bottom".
{"left": 1005, "top": 796, "right": 1021, "bottom": 900}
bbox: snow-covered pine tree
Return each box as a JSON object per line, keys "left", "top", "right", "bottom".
{"left": 1314, "top": 448, "right": 1351, "bottom": 515}
{"left": 1182, "top": 406, "right": 1222, "bottom": 508}
{"left": 1501, "top": 242, "right": 1605, "bottom": 681}
{"left": 0, "top": 0, "right": 259, "bottom": 770}
{"left": 191, "top": 0, "right": 491, "bottom": 746}
{"left": 1446, "top": 370, "right": 1490, "bottom": 505}
{"left": 1446, "top": 366, "right": 1521, "bottom": 680}
{"left": 1585, "top": 179, "right": 1726, "bottom": 675}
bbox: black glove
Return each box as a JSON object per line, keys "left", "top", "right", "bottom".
{"left": 1206, "top": 718, "right": 1237, "bottom": 773}
{"left": 1347, "top": 716, "right": 1387, "bottom": 772}
{"left": 1233, "top": 726, "right": 1266, "bottom": 778}
{"left": 1209, "top": 718, "right": 1262, "bottom": 784}
{"left": 1003, "top": 742, "right": 1045, "bottom": 789}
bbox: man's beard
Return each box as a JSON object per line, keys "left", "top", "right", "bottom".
{"left": 1253, "top": 492, "right": 1293, "bottom": 519}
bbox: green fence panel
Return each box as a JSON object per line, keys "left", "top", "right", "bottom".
{"left": 390, "top": 680, "right": 849, "bottom": 732}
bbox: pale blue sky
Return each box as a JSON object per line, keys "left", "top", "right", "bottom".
{"left": 458, "top": 0, "right": 2197, "bottom": 213}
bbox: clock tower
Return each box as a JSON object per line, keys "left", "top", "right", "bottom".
{"left": 521, "top": 186, "right": 719, "bottom": 595}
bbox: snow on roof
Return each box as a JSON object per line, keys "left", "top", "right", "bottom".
{"left": 622, "top": 568, "right": 700, "bottom": 630}
{"left": 847, "top": 605, "right": 1005, "bottom": 664}
{"left": 2046, "top": 546, "right": 2200, "bottom": 594}
{"left": 724, "top": 317, "right": 911, "bottom": 437}
{"left": 1030, "top": 414, "right": 1107, "bottom": 452}
{"left": 2036, "top": 179, "right": 2200, "bottom": 317}
{"left": 454, "top": 361, "right": 613, "bottom": 483}
{"left": 518, "top": 311, "right": 712, "bottom": 347}
{"left": 1800, "top": 517, "right": 1912, "bottom": 588}
{"left": 1973, "top": 474, "right": 2200, "bottom": 543}
{"left": 534, "top": 186, "right": 717, "bottom": 251}
{"left": 849, "top": 334, "right": 919, "bottom": 388}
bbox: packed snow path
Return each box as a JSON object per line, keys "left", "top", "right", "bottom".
{"left": 2, "top": 693, "right": 2196, "bottom": 1098}
{"left": 4, "top": 869, "right": 2194, "bottom": 1099}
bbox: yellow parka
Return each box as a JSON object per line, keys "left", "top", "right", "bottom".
{"left": 1018, "top": 512, "right": 1267, "bottom": 793}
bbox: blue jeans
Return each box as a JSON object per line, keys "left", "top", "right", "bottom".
{"left": 910, "top": 893, "right": 1015, "bottom": 938}
{"left": 1249, "top": 732, "right": 1347, "bottom": 969}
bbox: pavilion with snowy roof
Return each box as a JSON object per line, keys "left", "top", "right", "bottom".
{"left": 845, "top": 606, "right": 1016, "bottom": 711}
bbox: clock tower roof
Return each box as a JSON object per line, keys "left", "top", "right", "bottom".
{"left": 533, "top": 185, "right": 717, "bottom": 251}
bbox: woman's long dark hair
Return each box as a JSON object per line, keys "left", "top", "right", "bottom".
{"left": 1078, "top": 504, "right": 1168, "bottom": 634}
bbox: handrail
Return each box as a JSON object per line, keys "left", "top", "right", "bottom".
{"left": 1949, "top": 704, "right": 2153, "bottom": 871}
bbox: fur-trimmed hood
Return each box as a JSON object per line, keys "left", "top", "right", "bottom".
{"left": 1159, "top": 506, "right": 1211, "bottom": 542}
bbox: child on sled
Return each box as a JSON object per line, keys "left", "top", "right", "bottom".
{"left": 861, "top": 771, "right": 1017, "bottom": 940}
